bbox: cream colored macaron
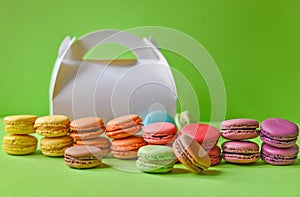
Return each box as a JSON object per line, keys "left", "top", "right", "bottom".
{"left": 34, "top": 115, "right": 70, "bottom": 137}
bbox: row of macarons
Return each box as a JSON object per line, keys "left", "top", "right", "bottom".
{"left": 2, "top": 112, "right": 299, "bottom": 169}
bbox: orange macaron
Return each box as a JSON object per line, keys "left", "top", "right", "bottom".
{"left": 106, "top": 114, "right": 143, "bottom": 139}
{"left": 110, "top": 136, "right": 147, "bottom": 159}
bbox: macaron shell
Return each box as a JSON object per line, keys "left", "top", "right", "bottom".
{"left": 106, "top": 125, "right": 143, "bottom": 139}
{"left": 5, "top": 125, "right": 36, "bottom": 134}
{"left": 221, "top": 129, "right": 259, "bottom": 140}
{"left": 180, "top": 124, "right": 220, "bottom": 150}
{"left": 261, "top": 118, "right": 299, "bottom": 137}
{"left": 223, "top": 153, "right": 260, "bottom": 164}
{"left": 70, "top": 129, "right": 104, "bottom": 140}
{"left": 261, "top": 143, "right": 299, "bottom": 165}
{"left": 136, "top": 159, "right": 174, "bottom": 173}
{"left": 70, "top": 117, "right": 104, "bottom": 130}
{"left": 220, "top": 118, "right": 259, "bottom": 129}
{"left": 111, "top": 149, "right": 138, "bottom": 159}
{"left": 142, "top": 111, "right": 175, "bottom": 125}
{"left": 34, "top": 115, "right": 70, "bottom": 125}
{"left": 173, "top": 134, "right": 211, "bottom": 173}
{"left": 174, "top": 111, "right": 193, "bottom": 130}
{"left": 4, "top": 115, "right": 38, "bottom": 124}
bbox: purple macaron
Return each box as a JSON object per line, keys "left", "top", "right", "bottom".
{"left": 221, "top": 141, "right": 260, "bottom": 164}
{"left": 261, "top": 143, "right": 299, "bottom": 165}
{"left": 260, "top": 118, "right": 299, "bottom": 148}
{"left": 220, "top": 119, "right": 259, "bottom": 140}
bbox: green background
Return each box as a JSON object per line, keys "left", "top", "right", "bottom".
{"left": 1, "top": 0, "right": 300, "bottom": 197}
{"left": 1, "top": 0, "right": 300, "bottom": 122}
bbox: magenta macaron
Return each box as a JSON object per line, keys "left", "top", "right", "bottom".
{"left": 261, "top": 143, "right": 299, "bottom": 165}
{"left": 260, "top": 118, "right": 299, "bottom": 148}
{"left": 220, "top": 118, "right": 259, "bottom": 140}
{"left": 142, "top": 122, "right": 177, "bottom": 145}
{"left": 180, "top": 124, "right": 220, "bottom": 150}
{"left": 222, "top": 141, "right": 260, "bottom": 164}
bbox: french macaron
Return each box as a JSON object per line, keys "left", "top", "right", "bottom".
{"left": 110, "top": 136, "right": 147, "bottom": 159}
{"left": 142, "top": 111, "right": 175, "bottom": 125}
{"left": 173, "top": 134, "right": 211, "bottom": 173}
{"left": 64, "top": 146, "right": 102, "bottom": 169}
{"left": 174, "top": 111, "right": 194, "bottom": 130}
{"left": 74, "top": 137, "right": 110, "bottom": 157}
{"left": 207, "top": 145, "right": 222, "bottom": 166}
{"left": 136, "top": 145, "right": 176, "bottom": 173}
{"left": 34, "top": 115, "right": 70, "bottom": 137}
{"left": 222, "top": 141, "right": 260, "bottom": 164}
{"left": 220, "top": 118, "right": 259, "bottom": 140}
{"left": 180, "top": 124, "right": 220, "bottom": 150}
{"left": 106, "top": 114, "right": 143, "bottom": 139}
{"left": 70, "top": 117, "right": 105, "bottom": 140}
{"left": 260, "top": 118, "right": 299, "bottom": 148}
{"left": 2, "top": 134, "right": 37, "bottom": 155}
{"left": 261, "top": 143, "right": 299, "bottom": 165}
{"left": 40, "top": 135, "right": 74, "bottom": 157}
{"left": 4, "top": 115, "right": 38, "bottom": 134}
{"left": 143, "top": 122, "right": 177, "bottom": 145}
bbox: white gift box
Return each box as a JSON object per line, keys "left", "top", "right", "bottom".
{"left": 50, "top": 30, "right": 177, "bottom": 121}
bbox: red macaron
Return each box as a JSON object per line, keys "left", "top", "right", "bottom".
{"left": 180, "top": 124, "right": 220, "bottom": 150}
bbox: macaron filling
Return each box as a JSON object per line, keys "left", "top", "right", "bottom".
{"left": 260, "top": 129, "right": 297, "bottom": 146}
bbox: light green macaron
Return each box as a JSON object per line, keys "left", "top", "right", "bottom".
{"left": 174, "top": 111, "right": 194, "bottom": 130}
{"left": 136, "top": 145, "right": 176, "bottom": 173}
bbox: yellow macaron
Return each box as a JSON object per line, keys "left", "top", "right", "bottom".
{"left": 34, "top": 115, "right": 70, "bottom": 137}
{"left": 2, "top": 134, "right": 38, "bottom": 155}
{"left": 4, "top": 115, "right": 38, "bottom": 134}
{"left": 40, "top": 135, "right": 74, "bottom": 157}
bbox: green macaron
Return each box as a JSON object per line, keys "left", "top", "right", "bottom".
{"left": 136, "top": 145, "right": 176, "bottom": 173}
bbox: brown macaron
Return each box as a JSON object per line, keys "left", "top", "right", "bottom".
{"left": 70, "top": 117, "right": 105, "bottom": 140}
{"left": 64, "top": 146, "right": 102, "bottom": 169}
{"left": 173, "top": 134, "right": 211, "bottom": 173}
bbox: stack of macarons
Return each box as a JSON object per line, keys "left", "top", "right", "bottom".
{"left": 70, "top": 117, "right": 110, "bottom": 157}
{"left": 2, "top": 115, "right": 38, "bottom": 155}
{"left": 180, "top": 124, "right": 222, "bottom": 165}
{"left": 106, "top": 114, "right": 146, "bottom": 159}
{"left": 260, "top": 118, "right": 299, "bottom": 165}
{"left": 34, "top": 115, "right": 73, "bottom": 157}
{"left": 220, "top": 119, "right": 260, "bottom": 164}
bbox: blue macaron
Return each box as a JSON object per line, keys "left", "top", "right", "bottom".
{"left": 142, "top": 111, "right": 175, "bottom": 125}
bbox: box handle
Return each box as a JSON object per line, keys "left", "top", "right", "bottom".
{"left": 67, "top": 30, "right": 159, "bottom": 61}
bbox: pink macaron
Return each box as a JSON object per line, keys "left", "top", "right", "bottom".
{"left": 180, "top": 124, "right": 220, "bottom": 150}
{"left": 143, "top": 122, "right": 177, "bottom": 145}
{"left": 222, "top": 141, "right": 260, "bottom": 164}
{"left": 260, "top": 118, "right": 299, "bottom": 148}
{"left": 261, "top": 143, "right": 299, "bottom": 165}
{"left": 220, "top": 118, "right": 259, "bottom": 140}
